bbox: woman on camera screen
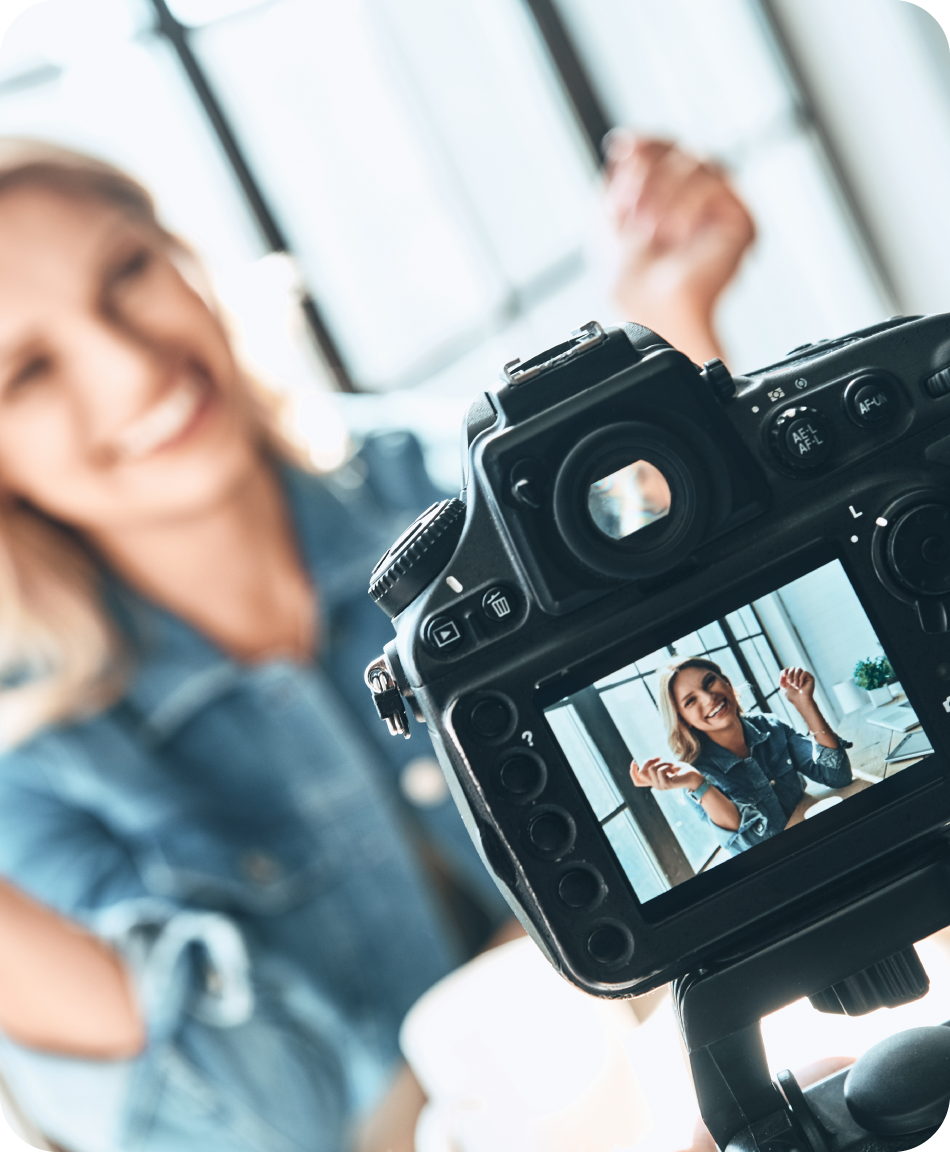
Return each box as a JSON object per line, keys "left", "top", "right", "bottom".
{"left": 630, "top": 656, "right": 853, "bottom": 854}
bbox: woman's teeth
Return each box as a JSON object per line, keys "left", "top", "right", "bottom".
{"left": 115, "top": 375, "right": 204, "bottom": 460}
{"left": 707, "top": 701, "right": 727, "bottom": 720}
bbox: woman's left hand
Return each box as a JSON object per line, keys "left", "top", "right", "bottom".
{"left": 780, "top": 666, "right": 816, "bottom": 706}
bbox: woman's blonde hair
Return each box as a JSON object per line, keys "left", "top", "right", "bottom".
{"left": 655, "top": 656, "right": 743, "bottom": 764}
{"left": 0, "top": 139, "right": 298, "bottom": 746}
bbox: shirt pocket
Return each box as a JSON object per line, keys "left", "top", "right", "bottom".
{"left": 137, "top": 814, "right": 336, "bottom": 915}
{"left": 762, "top": 739, "right": 800, "bottom": 785}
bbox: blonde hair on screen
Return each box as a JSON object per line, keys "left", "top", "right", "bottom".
{"left": 655, "top": 656, "right": 743, "bottom": 764}
{"left": 0, "top": 139, "right": 300, "bottom": 746}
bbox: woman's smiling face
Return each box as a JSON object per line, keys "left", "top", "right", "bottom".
{"left": 0, "top": 186, "right": 260, "bottom": 535}
{"left": 672, "top": 664, "right": 740, "bottom": 736}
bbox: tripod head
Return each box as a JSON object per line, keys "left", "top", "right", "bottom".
{"left": 677, "top": 849, "right": 950, "bottom": 1150}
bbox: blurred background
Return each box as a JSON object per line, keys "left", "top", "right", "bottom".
{"left": 2, "top": 0, "right": 949, "bottom": 486}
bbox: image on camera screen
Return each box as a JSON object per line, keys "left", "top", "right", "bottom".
{"left": 543, "top": 560, "right": 931, "bottom": 904}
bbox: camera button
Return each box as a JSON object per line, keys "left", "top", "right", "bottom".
{"left": 469, "top": 695, "right": 516, "bottom": 741}
{"left": 587, "top": 922, "right": 633, "bottom": 967}
{"left": 498, "top": 751, "right": 546, "bottom": 800}
{"left": 481, "top": 585, "right": 517, "bottom": 625}
{"left": 558, "top": 867, "right": 604, "bottom": 910}
{"left": 845, "top": 374, "right": 898, "bottom": 427}
{"left": 769, "top": 406, "right": 834, "bottom": 469}
{"left": 525, "top": 807, "right": 575, "bottom": 857}
{"left": 425, "top": 616, "right": 465, "bottom": 653}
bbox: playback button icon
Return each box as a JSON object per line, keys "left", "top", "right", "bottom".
{"left": 425, "top": 615, "right": 464, "bottom": 653}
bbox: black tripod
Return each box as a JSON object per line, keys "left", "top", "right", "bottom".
{"left": 676, "top": 853, "right": 950, "bottom": 1150}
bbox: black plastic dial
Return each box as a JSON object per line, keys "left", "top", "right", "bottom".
{"left": 369, "top": 499, "right": 466, "bottom": 618}
{"left": 886, "top": 503, "right": 950, "bottom": 596}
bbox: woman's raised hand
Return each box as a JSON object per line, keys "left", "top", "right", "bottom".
{"left": 780, "top": 666, "right": 817, "bottom": 705}
{"left": 604, "top": 132, "right": 755, "bottom": 366}
{"left": 630, "top": 756, "right": 704, "bottom": 792}
{"left": 780, "top": 666, "right": 841, "bottom": 749}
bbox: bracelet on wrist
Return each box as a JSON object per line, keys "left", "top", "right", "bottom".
{"left": 688, "top": 778, "right": 711, "bottom": 804}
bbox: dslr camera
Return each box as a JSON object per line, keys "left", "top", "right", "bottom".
{"left": 366, "top": 316, "right": 950, "bottom": 1149}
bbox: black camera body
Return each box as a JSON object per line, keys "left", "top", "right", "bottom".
{"left": 367, "top": 315, "right": 950, "bottom": 1008}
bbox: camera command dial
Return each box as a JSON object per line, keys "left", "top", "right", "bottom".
{"left": 887, "top": 503, "right": 950, "bottom": 597}
{"left": 768, "top": 405, "right": 835, "bottom": 470}
{"left": 369, "top": 498, "right": 466, "bottom": 617}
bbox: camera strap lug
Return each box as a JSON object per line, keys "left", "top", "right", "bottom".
{"left": 364, "top": 654, "right": 411, "bottom": 739}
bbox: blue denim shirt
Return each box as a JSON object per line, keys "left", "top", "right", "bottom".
{"left": 0, "top": 437, "right": 506, "bottom": 1152}
{"left": 690, "top": 713, "right": 852, "bottom": 854}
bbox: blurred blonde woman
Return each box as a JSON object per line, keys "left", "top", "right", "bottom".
{"left": 0, "top": 131, "right": 758, "bottom": 1152}
{"left": 630, "top": 656, "right": 852, "bottom": 854}
{"left": 0, "top": 140, "right": 511, "bottom": 1152}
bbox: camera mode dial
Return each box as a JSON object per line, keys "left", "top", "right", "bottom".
{"left": 768, "top": 405, "right": 834, "bottom": 470}
{"left": 369, "top": 499, "right": 466, "bottom": 618}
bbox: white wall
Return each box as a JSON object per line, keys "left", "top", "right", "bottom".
{"left": 767, "top": 0, "right": 950, "bottom": 316}
{"left": 766, "top": 562, "right": 884, "bottom": 699}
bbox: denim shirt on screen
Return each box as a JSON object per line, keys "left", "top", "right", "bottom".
{"left": 690, "top": 713, "right": 852, "bottom": 854}
{"left": 0, "top": 436, "right": 508, "bottom": 1152}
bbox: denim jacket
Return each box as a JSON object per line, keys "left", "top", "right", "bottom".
{"left": 690, "top": 713, "right": 852, "bottom": 854}
{"left": 0, "top": 436, "right": 506, "bottom": 1152}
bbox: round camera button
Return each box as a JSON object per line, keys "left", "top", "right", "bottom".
{"left": 587, "top": 923, "right": 633, "bottom": 966}
{"left": 845, "top": 375, "right": 898, "bottom": 427}
{"left": 921, "top": 535, "right": 950, "bottom": 565}
{"left": 498, "top": 752, "right": 545, "bottom": 798}
{"left": 469, "top": 697, "right": 515, "bottom": 740}
{"left": 525, "top": 807, "right": 575, "bottom": 858}
{"left": 558, "top": 867, "right": 603, "bottom": 910}
{"left": 769, "top": 406, "right": 834, "bottom": 470}
{"left": 481, "top": 586, "right": 516, "bottom": 625}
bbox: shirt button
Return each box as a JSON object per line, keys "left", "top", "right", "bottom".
{"left": 240, "top": 850, "right": 282, "bottom": 886}
{"left": 400, "top": 757, "right": 449, "bottom": 807}
{"left": 787, "top": 758, "right": 792, "bottom": 765}
{"left": 769, "top": 779, "right": 776, "bottom": 786}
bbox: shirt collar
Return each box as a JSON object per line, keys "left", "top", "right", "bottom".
{"left": 117, "top": 465, "right": 394, "bottom": 743}
{"left": 697, "top": 715, "right": 769, "bottom": 770}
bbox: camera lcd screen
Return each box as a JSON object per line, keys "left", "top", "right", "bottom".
{"left": 543, "top": 559, "right": 931, "bottom": 905}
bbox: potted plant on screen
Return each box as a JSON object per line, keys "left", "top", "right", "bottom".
{"left": 854, "top": 656, "right": 897, "bottom": 706}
